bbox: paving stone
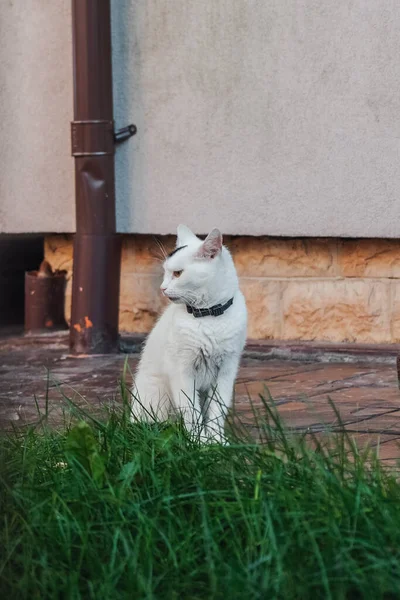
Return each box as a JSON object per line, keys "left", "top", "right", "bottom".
{"left": 1, "top": 332, "right": 400, "bottom": 462}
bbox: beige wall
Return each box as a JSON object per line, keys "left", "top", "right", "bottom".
{"left": 2, "top": 1, "right": 400, "bottom": 236}
{"left": 45, "top": 234, "right": 400, "bottom": 343}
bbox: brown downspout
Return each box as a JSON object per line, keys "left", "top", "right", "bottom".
{"left": 70, "top": 0, "right": 135, "bottom": 354}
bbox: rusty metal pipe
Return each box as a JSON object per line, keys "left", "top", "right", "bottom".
{"left": 25, "top": 266, "right": 68, "bottom": 334}
{"left": 70, "top": 0, "right": 120, "bottom": 354}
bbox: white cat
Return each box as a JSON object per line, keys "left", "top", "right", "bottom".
{"left": 131, "top": 225, "right": 247, "bottom": 442}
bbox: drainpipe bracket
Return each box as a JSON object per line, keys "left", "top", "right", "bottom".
{"left": 71, "top": 120, "right": 114, "bottom": 156}
{"left": 114, "top": 124, "right": 137, "bottom": 144}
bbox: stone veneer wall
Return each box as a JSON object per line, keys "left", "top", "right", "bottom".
{"left": 44, "top": 235, "right": 400, "bottom": 344}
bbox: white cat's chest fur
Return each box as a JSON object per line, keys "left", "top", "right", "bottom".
{"left": 164, "top": 293, "right": 246, "bottom": 391}
{"left": 141, "top": 289, "right": 246, "bottom": 393}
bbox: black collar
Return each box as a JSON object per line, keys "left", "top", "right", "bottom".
{"left": 186, "top": 298, "right": 234, "bottom": 318}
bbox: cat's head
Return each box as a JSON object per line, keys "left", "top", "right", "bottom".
{"left": 160, "top": 225, "right": 237, "bottom": 307}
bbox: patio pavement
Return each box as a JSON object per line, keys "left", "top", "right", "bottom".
{"left": 1, "top": 331, "right": 400, "bottom": 465}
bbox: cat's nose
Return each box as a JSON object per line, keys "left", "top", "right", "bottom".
{"left": 160, "top": 286, "right": 167, "bottom": 293}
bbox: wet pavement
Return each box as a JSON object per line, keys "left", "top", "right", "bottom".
{"left": 1, "top": 332, "right": 400, "bottom": 465}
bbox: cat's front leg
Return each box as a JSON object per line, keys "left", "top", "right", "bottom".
{"left": 203, "top": 355, "right": 241, "bottom": 443}
{"left": 169, "top": 372, "right": 202, "bottom": 434}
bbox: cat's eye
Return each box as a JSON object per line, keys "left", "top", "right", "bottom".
{"left": 173, "top": 270, "right": 183, "bottom": 278}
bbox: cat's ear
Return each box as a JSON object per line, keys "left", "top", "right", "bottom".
{"left": 196, "top": 228, "right": 222, "bottom": 259}
{"left": 176, "top": 224, "right": 198, "bottom": 246}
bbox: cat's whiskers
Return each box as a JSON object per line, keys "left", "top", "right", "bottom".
{"left": 153, "top": 236, "right": 167, "bottom": 260}
{"left": 150, "top": 252, "right": 165, "bottom": 264}
{"left": 171, "top": 291, "right": 194, "bottom": 305}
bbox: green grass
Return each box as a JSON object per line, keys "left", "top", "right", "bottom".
{"left": 1, "top": 389, "right": 400, "bottom": 599}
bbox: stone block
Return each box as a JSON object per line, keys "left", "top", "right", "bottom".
{"left": 389, "top": 282, "right": 400, "bottom": 342}
{"left": 228, "top": 236, "right": 336, "bottom": 277}
{"left": 338, "top": 240, "right": 400, "bottom": 278}
{"left": 282, "top": 280, "right": 390, "bottom": 343}
{"left": 119, "top": 273, "right": 168, "bottom": 333}
{"left": 44, "top": 235, "right": 73, "bottom": 274}
{"left": 240, "top": 278, "right": 281, "bottom": 339}
{"left": 121, "top": 235, "right": 174, "bottom": 274}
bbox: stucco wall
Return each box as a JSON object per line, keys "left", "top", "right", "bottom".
{"left": 0, "top": 1, "right": 74, "bottom": 233}
{"left": 2, "top": 1, "right": 400, "bottom": 236}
